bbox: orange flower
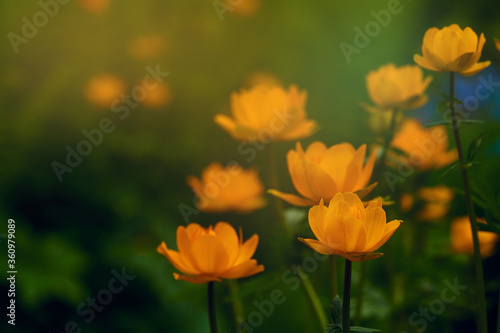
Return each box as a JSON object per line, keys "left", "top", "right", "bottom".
{"left": 128, "top": 35, "right": 166, "bottom": 59}
{"left": 365, "top": 64, "right": 432, "bottom": 111}
{"left": 390, "top": 118, "right": 457, "bottom": 171}
{"left": 417, "top": 186, "right": 454, "bottom": 221}
{"left": 158, "top": 222, "right": 264, "bottom": 283}
{"left": 214, "top": 85, "right": 317, "bottom": 142}
{"left": 414, "top": 24, "right": 490, "bottom": 76}
{"left": 451, "top": 217, "right": 499, "bottom": 258}
{"left": 141, "top": 82, "right": 173, "bottom": 109}
{"left": 299, "top": 193, "right": 402, "bottom": 262}
{"left": 78, "top": 0, "right": 110, "bottom": 14}
{"left": 232, "top": 0, "right": 260, "bottom": 17}
{"left": 495, "top": 38, "right": 500, "bottom": 52}
{"left": 85, "top": 74, "right": 125, "bottom": 108}
{"left": 187, "top": 162, "right": 266, "bottom": 213}
{"left": 399, "top": 193, "right": 414, "bottom": 213}
{"left": 269, "top": 142, "right": 377, "bottom": 207}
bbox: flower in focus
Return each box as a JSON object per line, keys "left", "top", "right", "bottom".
{"left": 365, "top": 64, "right": 432, "bottom": 111}
{"left": 214, "top": 85, "right": 317, "bottom": 142}
{"left": 299, "top": 193, "right": 402, "bottom": 262}
{"left": 157, "top": 222, "right": 264, "bottom": 283}
{"left": 451, "top": 217, "right": 499, "bottom": 258}
{"left": 269, "top": 142, "right": 377, "bottom": 207}
{"left": 128, "top": 34, "right": 166, "bottom": 59}
{"left": 78, "top": 0, "right": 110, "bottom": 14}
{"left": 417, "top": 186, "right": 454, "bottom": 222}
{"left": 414, "top": 24, "right": 490, "bottom": 76}
{"left": 187, "top": 162, "right": 266, "bottom": 213}
{"left": 390, "top": 118, "right": 457, "bottom": 171}
{"left": 140, "top": 82, "right": 173, "bottom": 109}
{"left": 85, "top": 74, "right": 125, "bottom": 108}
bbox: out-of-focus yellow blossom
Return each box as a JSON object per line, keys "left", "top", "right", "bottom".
{"left": 78, "top": 0, "right": 110, "bottom": 14}
{"left": 85, "top": 74, "right": 125, "bottom": 109}
{"left": 451, "top": 217, "right": 499, "bottom": 258}
{"left": 141, "top": 82, "right": 173, "bottom": 109}
{"left": 417, "top": 186, "right": 454, "bottom": 221}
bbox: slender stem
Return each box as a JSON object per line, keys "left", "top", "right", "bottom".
{"left": 266, "top": 142, "right": 286, "bottom": 229}
{"left": 354, "top": 261, "right": 367, "bottom": 326}
{"left": 343, "top": 259, "right": 352, "bottom": 333}
{"left": 298, "top": 267, "right": 328, "bottom": 329}
{"left": 373, "top": 108, "right": 399, "bottom": 186}
{"left": 227, "top": 279, "right": 245, "bottom": 327}
{"left": 329, "top": 256, "right": 338, "bottom": 301}
{"left": 448, "top": 72, "right": 487, "bottom": 333}
{"left": 208, "top": 282, "right": 218, "bottom": 333}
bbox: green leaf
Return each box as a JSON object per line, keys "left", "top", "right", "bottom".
{"left": 467, "top": 132, "right": 484, "bottom": 161}
{"left": 330, "top": 295, "right": 342, "bottom": 325}
{"left": 425, "top": 119, "right": 485, "bottom": 127}
{"left": 350, "top": 326, "right": 381, "bottom": 332}
{"left": 439, "top": 93, "right": 463, "bottom": 104}
{"left": 436, "top": 100, "right": 449, "bottom": 113}
{"left": 438, "top": 162, "right": 460, "bottom": 180}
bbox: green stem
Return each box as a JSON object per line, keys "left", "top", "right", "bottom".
{"left": 354, "top": 261, "right": 367, "bottom": 326}
{"left": 448, "top": 72, "right": 487, "bottom": 333}
{"left": 343, "top": 259, "right": 352, "bottom": 333}
{"left": 298, "top": 267, "right": 328, "bottom": 329}
{"left": 373, "top": 108, "right": 399, "bottom": 186}
{"left": 227, "top": 279, "right": 245, "bottom": 327}
{"left": 208, "top": 282, "right": 218, "bottom": 333}
{"left": 329, "top": 256, "right": 338, "bottom": 301}
{"left": 267, "top": 142, "right": 286, "bottom": 229}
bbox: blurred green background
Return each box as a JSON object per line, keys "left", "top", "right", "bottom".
{"left": 1, "top": 0, "right": 500, "bottom": 332}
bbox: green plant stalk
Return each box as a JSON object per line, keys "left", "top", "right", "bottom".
{"left": 298, "top": 267, "right": 328, "bottom": 329}
{"left": 354, "top": 261, "right": 367, "bottom": 326}
{"left": 373, "top": 107, "right": 399, "bottom": 185}
{"left": 343, "top": 259, "right": 352, "bottom": 333}
{"left": 329, "top": 255, "right": 338, "bottom": 302}
{"left": 227, "top": 279, "right": 245, "bottom": 326}
{"left": 448, "top": 72, "right": 487, "bottom": 333}
{"left": 267, "top": 142, "right": 286, "bottom": 229}
{"left": 208, "top": 281, "right": 218, "bottom": 333}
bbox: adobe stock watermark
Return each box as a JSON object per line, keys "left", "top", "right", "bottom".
{"left": 399, "top": 278, "right": 467, "bottom": 333}
{"left": 213, "top": 0, "right": 245, "bottom": 21}
{"left": 339, "top": 0, "right": 405, "bottom": 64}
{"left": 178, "top": 106, "right": 297, "bottom": 223}
{"left": 384, "top": 73, "right": 500, "bottom": 192}
{"left": 7, "top": 0, "right": 71, "bottom": 54}
{"left": 51, "top": 65, "right": 170, "bottom": 183}
{"left": 231, "top": 252, "right": 329, "bottom": 332}
{"left": 50, "top": 267, "right": 135, "bottom": 333}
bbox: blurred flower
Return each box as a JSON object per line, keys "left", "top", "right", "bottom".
{"left": 85, "top": 74, "right": 125, "bottom": 108}
{"left": 187, "top": 162, "right": 266, "bottom": 213}
{"left": 140, "top": 82, "right": 173, "bottom": 109}
{"left": 400, "top": 193, "right": 414, "bottom": 213}
{"left": 417, "top": 186, "right": 454, "bottom": 221}
{"left": 366, "top": 108, "right": 404, "bottom": 133}
{"left": 245, "top": 71, "right": 281, "bottom": 88}
{"left": 78, "top": 0, "right": 110, "bottom": 14}
{"left": 269, "top": 142, "right": 377, "bottom": 207}
{"left": 495, "top": 38, "right": 500, "bottom": 52}
{"left": 365, "top": 64, "right": 432, "bottom": 111}
{"left": 390, "top": 118, "right": 457, "bottom": 171}
{"left": 157, "top": 222, "right": 264, "bottom": 283}
{"left": 414, "top": 24, "right": 490, "bottom": 76}
{"left": 214, "top": 85, "right": 317, "bottom": 142}
{"left": 128, "top": 35, "right": 166, "bottom": 59}
{"left": 451, "top": 217, "right": 499, "bottom": 258}
{"left": 232, "top": 0, "right": 261, "bottom": 17}
{"left": 299, "top": 193, "right": 402, "bottom": 262}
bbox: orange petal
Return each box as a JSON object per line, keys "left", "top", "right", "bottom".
{"left": 173, "top": 273, "right": 221, "bottom": 284}
{"left": 235, "top": 234, "right": 259, "bottom": 265}
{"left": 157, "top": 242, "right": 199, "bottom": 275}
{"left": 459, "top": 61, "right": 491, "bottom": 76}
{"left": 191, "top": 234, "right": 229, "bottom": 274}
{"left": 414, "top": 54, "right": 438, "bottom": 72}
{"left": 268, "top": 189, "right": 316, "bottom": 206}
{"left": 289, "top": 160, "right": 337, "bottom": 202}
{"left": 343, "top": 252, "right": 383, "bottom": 262}
{"left": 354, "top": 182, "right": 377, "bottom": 200}
{"left": 308, "top": 199, "right": 329, "bottom": 244}
{"left": 298, "top": 238, "right": 334, "bottom": 255}
{"left": 214, "top": 114, "right": 237, "bottom": 135}
{"left": 214, "top": 222, "right": 240, "bottom": 265}
{"left": 219, "top": 260, "right": 264, "bottom": 279}
{"left": 364, "top": 219, "right": 402, "bottom": 253}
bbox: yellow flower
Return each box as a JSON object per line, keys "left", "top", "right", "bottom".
{"left": 390, "top": 118, "right": 457, "bottom": 171}
{"left": 365, "top": 64, "right": 432, "bottom": 111}
{"left": 85, "top": 74, "right": 125, "bottom": 108}
{"left": 414, "top": 24, "right": 490, "bottom": 76}
{"left": 158, "top": 222, "right": 264, "bottom": 283}
{"left": 140, "top": 82, "right": 173, "bottom": 109}
{"left": 187, "top": 162, "right": 266, "bottom": 213}
{"left": 78, "top": 0, "right": 110, "bottom": 14}
{"left": 214, "top": 85, "right": 317, "bottom": 142}
{"left": 269, "top": 142, "right": 377, "bottom": 207}
{"left": 451, "top": 217, "right": 499, "bottom": 258}
{"left": 299, "top": 193, "right": 402, "bottom": 262}
{"left": 417, "top": 186, "right": 454, "bottom": 222}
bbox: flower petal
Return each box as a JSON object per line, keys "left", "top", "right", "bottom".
{"left": 459, "top": 60, "right": 491, "bottom": 76}
{"left": 191, "top": 234, "right": 230, "bottom": 274}
{"left": 214, "top": 222, "right": 240, "bottom": 266}
{"left": 268, "top": 189, "right": 317, "bottom": 206}
{"left": 173, "top": 273, "right": 221, "bottom": 284}
{"left": 298, "top": 238, "right": 334, "bottom": 255}
{"left": 219, "top": 260, "right": 264, "bottom": 279}
{"left": 235, "top": 234, "right": 259, "bottom": 265}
